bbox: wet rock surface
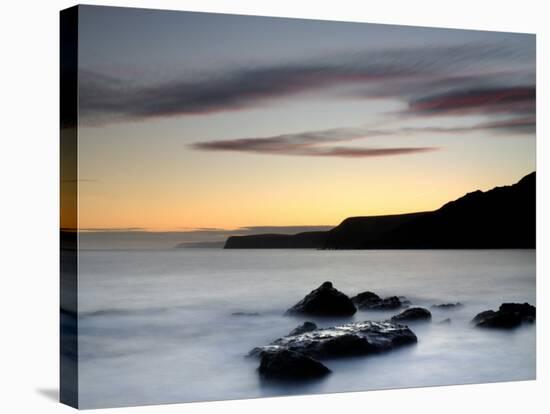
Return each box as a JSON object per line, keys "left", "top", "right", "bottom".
{"left": 286, "top": 282, "right": 357, "bottom": 317}
{"left": 472, "top": 303, "right": 536, "bottom": 328}
{"left": 251, "top": 320, "right": 417, "bottom": 360}
{"left": 258, "top": 349, "right": 331, "bottom": 380}
{"left": 391, "top": 307, "right": 432, "bottom": 322}
{"left": 352, "top": 291, "right": 405, "bottom": 310}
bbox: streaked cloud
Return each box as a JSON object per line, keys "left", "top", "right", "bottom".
{"left": 408, "top": 85, "right": 535, "bottom": 116}
{"left": 190, "top": 112, "right": 534, "bottom": 158}
{"left": 79, "top": 37, "right": 534, "bottom": 160}
{"left": 79, "top": 41, "right": 534, "bottom": 126}
{"left": 191, "top": 126, "right": 437, "bottom": 158}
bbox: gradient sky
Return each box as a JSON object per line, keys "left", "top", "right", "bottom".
{"left": 74, "top": 5, "right": 536, "bottom": 233}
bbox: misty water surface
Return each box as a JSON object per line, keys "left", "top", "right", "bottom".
{"left": 77, "top": 249, "right": 535, "bottom": 408}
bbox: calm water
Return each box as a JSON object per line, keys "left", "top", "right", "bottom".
{"left": 77, "top": 249, "right": 536, "bottom": 408}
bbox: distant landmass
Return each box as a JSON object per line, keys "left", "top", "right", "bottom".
{"left": 224, "top": 231, "right": 328, "bottom": 249}
{"left": 224, "top": 172, "right": 535, "bottom": 249}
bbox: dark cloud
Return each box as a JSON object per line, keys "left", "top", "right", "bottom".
{"left": 476, "top": 116, "right": 536, "bottom": 133}
{"left": 80, "top": 40, "right": 534, "bottom": 160}
{"left": 396, "top": 115, "right": 536, "bottom": 135}
{"left": 408, "top": 85, "right": 535, "bottom": 116}
{"left": 79, "top": 41, "right": 534, "bottom": 125}
{"left": 191, "top": 127, "right": 436, "bottom": 158}
{"left": 190, "top": 112, "right": 535, "bottom": 158}
{"left": 311, "top": 147, "right": 437, "bottom": 157}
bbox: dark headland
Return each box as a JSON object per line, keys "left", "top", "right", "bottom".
{"left": 224, "top": 171, "right": 535, "bottom": 249}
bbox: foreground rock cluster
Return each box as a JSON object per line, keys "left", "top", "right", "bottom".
{"left": 251, "top": 321, "right": 417, "bottom": 379}
{"left": 248, "top": 281, "right": 536, "bottom": 380}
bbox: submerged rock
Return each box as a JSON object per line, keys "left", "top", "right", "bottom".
{"left": 352, "top": 291, "right": 404, "bottom": 310}
{"left": 375, "top": 296, "right": 404, "bottom": 310}
{"left": 231, "top": 311, "right": 260, "bottom": 317}
{"left": 432, "top": 302, "right": 463, "bottom": 309}
{"left": 399, "top": 296, "right": 412, "bottom": 306}
{"left": 438, "top": 318, "right": 452, "bottom": 324}
{"left": 258, "top": 349, "right": 331, "bottom": 380}
{"left": 251, "top": 320, "right": 417, "bottom": 360}
{"left": 288, "top": 321, "right": 318, "bottom": 336}
{"left": 391, "top": 307, "right": 432, "bottom": 322}
{"left": 472, "top": 303, "right": 536, "bottom": 328}
{"left": 286, "top": 281, "right": 356, "bottom": 317}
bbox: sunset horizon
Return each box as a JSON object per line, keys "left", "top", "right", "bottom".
{"left": 69, "top": 6, "right": 535, "bottom": 233}
{"left": 74, "top": 167, "right": 535, "bottom": 233}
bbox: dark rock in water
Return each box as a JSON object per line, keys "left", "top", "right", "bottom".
{"left": 286, "top": 281, "right": 356, "bottom": 317}
{"left": 231, "top": 311, "right": 260, "bottom": 317}
{"left": 351, "top": 291, "right": 404, "bottom": 310}
{"left": 259, "top": 349, "right": 331, "bottom": 380}
{"left": 251, "top": 321, "right": 417, "bottom": 360}
{"left": 374, "top": 296, "right": 403, "bottom": 310}
{"left": 351, "top": 291, "right": 381, "bottom": 305}
{"left": 288, "top": 321, "right": 318, "bottom": 336}
{"left": 499, "top": 303, "right": 536, "bottom": 319}
{"left": 475, "top": 312, "right": 521, "bottom": 328}
{"left": 432, "top": 302, "right": 463, "bottom": 309}
{"left": 391, "top": 307, "right": 432, "bottom": 322}
{"left": 472, "top": 303, "right": 536, "bottom": 328}
{"left": 472, "top": 310, "right": 495, "bottom": 324}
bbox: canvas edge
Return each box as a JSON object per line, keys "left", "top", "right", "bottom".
{"left": 60, "top": 4, "right": 79, "bottom": 409}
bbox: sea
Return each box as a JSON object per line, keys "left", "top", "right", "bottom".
{"left": 76, "top": 249, "right": 536, "bottom": 408}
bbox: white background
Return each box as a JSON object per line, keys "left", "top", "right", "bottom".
{"left": 0, "top": 0, "right": 547, "bottom": 412}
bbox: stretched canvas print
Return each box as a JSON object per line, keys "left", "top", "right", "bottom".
{"left": 60, "top": 5, "right": 536, "bottom": 409}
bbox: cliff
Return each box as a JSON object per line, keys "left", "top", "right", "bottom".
{"left": 224, "top": 172, "right": 535, "bottom": 249}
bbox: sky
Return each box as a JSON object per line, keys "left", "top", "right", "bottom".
{"left": 73, "top": 5, "right": 536, "bottom": 235}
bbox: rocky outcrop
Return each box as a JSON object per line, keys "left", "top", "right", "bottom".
{"left": 286, "top": 282, "right": 356, "bottom": 317}
{"left": 391, "top": 307, "right": 432, "bottom": 322}
{"left": 258, "top": 349, "right": 331, "bottom": 380}
{"left": 250, "top": 321, "right": 417, "bottom": 360}
{"left": 352, "top": 291, "right": 405, "bottom": 310}
{"left": 472, "top": 303, "right": 536, "bottom": 328}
